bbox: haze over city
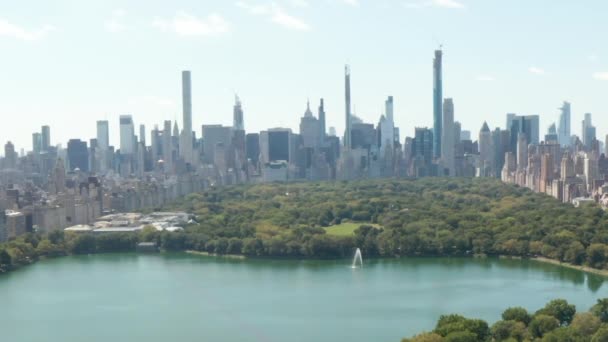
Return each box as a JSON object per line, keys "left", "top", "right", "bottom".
{"left": 1, "top": 0, "right": 607, "bottom": 149}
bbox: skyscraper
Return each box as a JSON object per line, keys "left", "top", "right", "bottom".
{"left": 441, "top": 98, "right": 455, "bottom": 176}
{"left": 558, "top": 102, "right": 571, "bottom": 147}
{"left": 344, "top": 65, "right": 352, "bottom": 150}
{"left": 139, "top": 124, "right": 146, "bottom": 145}
{"left": 96, "top": 121, "right": 109, "bottom": 150}
{"left": 41, "top": 125, "right": 51, "bottom": 152}
{"left": 433, "top": 49, "right": 443, "bottom": 158}
{"left": 32, "top": 133, "right": 42, "bottom": 154}
{"left": 181, "top": 70, "right": 193, "bottom": 164}
{"left": 119, "top": 115, "right": 134, "bottom": 155}
{"left": 233, "top": 95, "right": 244, "bottom": 131}
{"left": 67, "top": 139, "right": 89, "bottom": 172}
{"left": 478, "top": 122, "right": 494, "bottom": 177}
{"left": 318, "top": 98, "right": 326, "bottom": 140}
{"left": 582, "top": 113, "right": 596, "bottom": 150}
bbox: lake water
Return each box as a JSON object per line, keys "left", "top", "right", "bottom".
{"left": 0, "top": 254, "right": 606, "bottom": 342}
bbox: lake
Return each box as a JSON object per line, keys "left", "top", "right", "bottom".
{"left": 0, "top": 254, "right": 606, "bottom": 342}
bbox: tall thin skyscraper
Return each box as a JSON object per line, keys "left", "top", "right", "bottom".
{"left": 385, "top": 96, "right": 395, "bottom": 145}
{"left": 139, "top": 124, "right": 146, "bottom": 145}
{"left": 41, "top": 125, "right": 51, "bottom": 152}
{"left": 558, "top": 101, "right": 571, "bottom": 147}
{"left": 181, "top": 70, "right": 193, "bottom": 164}
{"left": 233, "top": 95, "right": 244, "bottom": 131}
{"left": 318, "top": 98, "right": 326, "bottom": 139}
{"left": 441, "top": 98, "right": 455, "bottom": 176}
{"left": 119, "top": 115, "right": 134, "bottom": 154}
{"left": 433, "top": 49, "right": 443, "bottom": 158}
{"left": 344, "top": 65, "right": 352, "bottom": 150}
{"left": 96, "top": 120, "right": 110, "bottom": 173}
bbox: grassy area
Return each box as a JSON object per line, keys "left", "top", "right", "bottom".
{"left": 324, "top": 222, "right": 379, "bottom": 237}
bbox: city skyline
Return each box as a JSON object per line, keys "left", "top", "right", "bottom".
{"left": 1, "top": 0, "right": 608, "bottom": 149}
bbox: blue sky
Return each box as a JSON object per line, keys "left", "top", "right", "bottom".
{"left": 1, "top": 0, "right": 607, "bottom": 150}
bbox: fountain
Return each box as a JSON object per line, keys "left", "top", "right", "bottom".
{"left": 351, "top": 248, "right": 363, "bottom": 268}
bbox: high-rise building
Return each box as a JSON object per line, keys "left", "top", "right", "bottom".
{"left": 558, "top": 102, "right": 571, "bottom": 147}
{"left": 413, "top": 127, "right": 434, "bottom": 176}
{"left": 119, "top": 115, "right": 135, "bottom": 155}
{"left": 202, "top": 125, "right": 233, "bottom": 165}
{"left": 260, "top": 128, "right": 292, "bottom": 164}
{"left": 380, "top": 96, "right": 395, "bottom": 151}
{"left": 181, "top": 70, "right": 193, "bottom": 164}
{"left": 441, "top": 98, "right": 455, "bottom": 176}
{"left": 433, "top": 49, "right": 443, "bottom": 158}
{"left": 139, "top": 124, "right": 146, "bottom": 145}
{"left": 509, "top": 114, "right": 539, "bottom": 151}
{"left": 582, "top": 113, "right": 596, "bottom": 150}
{"left": 233, "top": 95, "right": 244, "bottom": 131}
{"left": 540, "top": 153, "right": 554, "bottom": 193}
{"left": 299, "top": 100, "right": 321, "bottom": 148}
{"left": 246, "top": 133, "right": 260, "bottom": 165}
{"left": 478, "top": 122, "right": 494, "bottom": 177}
{"left": 4, "top": 141, "right": 17, "bottom": 169}
{"left": 318, "top": 99, "right": 326, "bottom": 140}
{"left": 545, "top": 123, "right": 558, "bottom": 143}
{"left": 67, "top": 139, "right": 89, "bottom": 172}
{"left": 32, "top": 133, "right": 42, "bottom": 154}
{"left": 344, "top": 65, "right": 352, "bottom": 150}
{"left": 41, "top": 125, "right": 51, "bottom": 152}
{"left": 162, "top": 120, "right": 172, "bottom": 171}
{"left": 517, "top": 132, "right": 528, "bottom": 170}
{"left": 96, "top": 121, "right": 109, "bottom": 150}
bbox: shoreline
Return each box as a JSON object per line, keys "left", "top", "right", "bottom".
{"left": 185, "top": 250, "right": 247, "bottom": 260}
{"left": 499, "top": 255, "right": 608, "bottom": 277}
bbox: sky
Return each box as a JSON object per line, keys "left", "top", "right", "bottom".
{"left": 1, "top": 0, "right": 607, "bottom": 151}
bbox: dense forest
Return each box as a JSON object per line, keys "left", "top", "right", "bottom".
{"left": 401, "top": 298, "right": 608, "bottom": 342}
{"left": 2, "top": 178, "right": 608, "bottom": 273}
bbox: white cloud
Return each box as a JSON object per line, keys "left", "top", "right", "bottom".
{"left": 476, "top": 75, "right": 495, "bottom": 82}
{"left": 0, "top": 19, "right": 55, "bottom": 40}
{"left": 432, "top": 0, "right": 464, "bottom": 8}
{"left": 592, "top": 72, "right": 608, "bottom": 81}
{"left": 403, "top": 0, "right": 465, "bottom": 9}
{"left": 271, "top": 7, "right": 310, "bottom": 30}
{"left": 528, "top": 67, "right": 545, "bottom": 75}
{"left": 289, "top": 0, "right": 310, "bottom": 7}
{"left": 236, "top": 2, "right": 310, "bottom": 31}
{"left": 153, "top": 12, "right": 231, "bottom": 36}
{"left": 104, "top": 9, "right": 127, "bottom": 33}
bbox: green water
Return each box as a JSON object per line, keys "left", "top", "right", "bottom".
{"left": 0, "top": 254, "right": 606, "bottom": 342}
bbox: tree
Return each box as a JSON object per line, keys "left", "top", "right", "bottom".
{"left": 570, "top": 312, "right": 601, "bottom": 336}
{"left": 541, "top": 327, "right": 583, "bottom": 342}
{"left": 0, "top": 249, "right": 11, "bottom": 267}
{"left": 444, "top": 331, "right": 477, "bottom": 342}
{"left": 591, "top": 299, "right": 608, "bottom": 323}
{"left": 491, "top": 320, "right": 527, "bottom": 341}
{"left": 529, "top": 315, "right": 560, "bottom": 338}
{"left": 502, "top": 307, "right": 531, "bottom": 326}
{"left": 402, "top": 332, "right": 443, "bottom": 342}
{"left": 592, "top": 327, "right": 608, "bottom": 342}
{"left": 536, "top": 299, "right": 576, "bottom": 326}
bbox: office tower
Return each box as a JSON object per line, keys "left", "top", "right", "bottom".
{"left": 41, "top": 125, "right": 51, "bottom": 152}
{"left": 67, "top": 139, "right": 89, "bottom": 172}
{"left": 517, "top": 132, "right": 528, "bottom": 170}
{"left": 493, "top": 128, "right": 510, "bottom": 179}
{"left": 96, "top": 121, "right": 109, "bottom": 150}
{"left": 260, "top": 128, "right": 292, "bottom": 164}
{"left": 379, "top": 96, "right": 395, "bottom": 151}
{"left": 4, "top": 141, "right": 17, "bottom": 169}
{"left": 119, "top": 115, "right": 135, "bottom": 155}
{"left": 545, "top": 123, "right": 558, "bottom": 143}
{"left": 413, "top": 128, "right": 434, "bottom": 176}
{"left": 433, "top": 49, "right": 443, "bottom": 158}
{"left": 540, "top": 153, "right": 554, "bottom": 193}
{"left": 181, "top": 70, "right": 193, "bottom": 164}
{"left": 385, "top": 96, "right": 395, "bottom": 145}
{"left": 318, "top": 99, "right": 326, "bottom": 139}
{"left": 509, "top": 114, "right": 540, "bottom": 151}
{"left": 582, "top": 113, "right": 596, "bottom": 150}
{"left": 506, "top": 113, "right": 516, "bottom": 131}
{"left": 344, "top": 65, "right": 352, "bottom": 150}
{"left": 202, "top": 125, "right": 233, "bottom": 165}
{"left": 233, "top": 95, "right": 244, "bottom": 131}
{"left": 351, "top": 123, "right": 376, "bottom": 150}
{"left": 478, "top": 122, "right": 494, "bottom": 177}
{"left": 460, "top": 130, "right": 471, "bottom": 141}
{"left": 32, "top": 133, "right": 42, "bottom": 154}
{"left": 53, "top": 158, "right": 66, "bottom": 194}
{"left": 584, "top": 152, "right": 599, "bottom": 192}
{"left": 246, "top": 133, "right": 260, "bottom": 165}
{"left": 139, "top": 124, "right": 146, "bottom": 146}
{"left": 561, "top": 154, "right": 574, "bottom": 180}
{"left": 558, "top": 102, "right": 571, "bottom": 147}
{"left": 441, "top": 98, "right": 455, "bottom": 176}
{"left": 162, "top": 120, "right": 172, "bottom": 171}
{"left": 300, "top": 100, "right": 321, "bottom": 148}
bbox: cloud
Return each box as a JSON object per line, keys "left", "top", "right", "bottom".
{"left": 593, "top": 72, "right": 608, "bottom": 81}
{"left": 153, "top": 12, "right": 231, "bottom": 36}
{"left": 528, "top": 67, "right": 545, "bottom": 75}
{"left": 403, "top": 0, "right": 465, "bottom": 9}
{"left": 104, "top": 9, "right": 127, "bottom": 33}
{"left": 271, "top": 7, "right": 310, "bottom": 30}
{"left": 476, "top": 75, "right": 495, "bottom": 82}
{"left": 236, "top": 2, "right": 310, "bottom": 31}
{"left": 289, "top": 0, "right": 310, "bottom": 7}
{"left": 0, "top": 19, "right": 55, "bottom": 40}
